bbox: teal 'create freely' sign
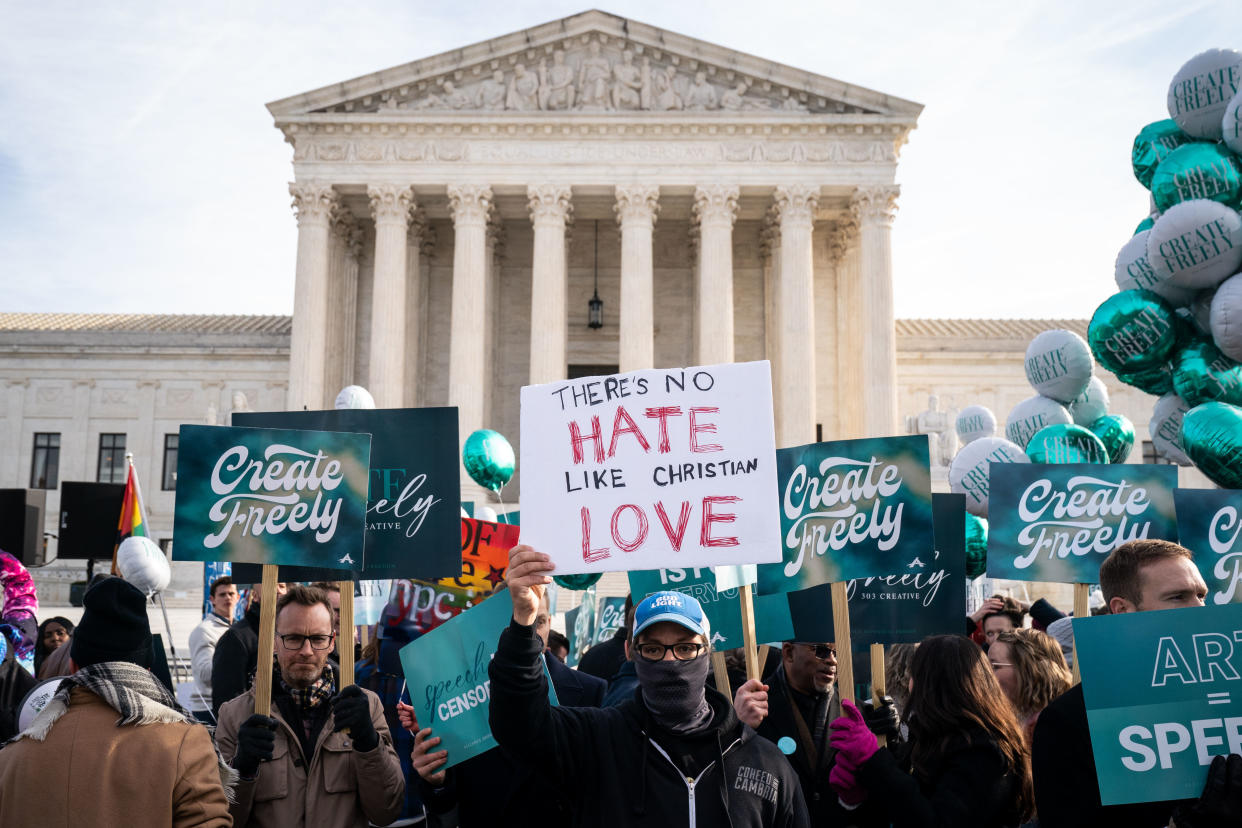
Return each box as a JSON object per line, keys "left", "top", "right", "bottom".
{"left": 596, "top": 596, "right": 627, "bottom": 644}
{"left": 398, "top": 590, "right": 557, "bottom": 769}
{"left": 756, "top": 436, "right": 934, "bottom": 594}
{"left": 1074, "top": 602, "right": 1242, "bottom": 806}
{"left": 1177, "top": 489, "right": 1242, "bottom": 605}
{"left": 172, "top": 424, "right": 370, "bottom": 571}
{"left": 564, "top": 585, "right": 597, "bottom": 668}
{"left": 628, "top": 567, "right": 793, "bottom": 648}
{"left": 987, "top": 463, "right": 1178, "bottom": 583}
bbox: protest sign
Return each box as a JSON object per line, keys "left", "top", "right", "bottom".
{"left": 1074, "top": 603, "right": 1242, "bottom": 805}
{"left": 755, "top": 435, "right": 934, "bottom": 595}
{"left": 595, "top": 596, "right": 627, "bottom": 645}
{"left": 399, "top": 590, "right": 558, "bottom": 769}
{"left": 628, "top": 566, "right": 794, "bottom": 649}
{"left": 384, "top": 518, "right": 520, "bottom": 637}
{"left": 519, "top": 361, "right": 781, "bottom": 574}
{"left": 354, "top": 580, "right": 391, "bottom": 626}
{"left": 236, "top": 408, "right": 460, "bottom": 579}
{"left": 565, "top": 585, "right": 597, "bottom": 668}
{"left": 172, "top": 424, "right": 369, "bottom": 571}
{"left": 988, "top": 464, "right": 1178, "bottom": 582}
{"left": 1176, "top": 489, "right": 1242, "bottom": 605}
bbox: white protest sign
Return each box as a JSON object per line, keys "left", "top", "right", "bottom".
{"left": 520, "top": 361, "right": 781, "bottom": 574}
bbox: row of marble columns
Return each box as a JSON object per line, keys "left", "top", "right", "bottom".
{"left": 287, "top": 181, "right": 900, "bottom": 460}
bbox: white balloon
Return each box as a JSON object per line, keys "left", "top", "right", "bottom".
{"left": 1147, "top": 200, "right": 1242, "bottom": 290}
{"left": 1150, "top": 393, "right": 1193, "bottom": 465}
{"left": 1069, "top": 376, "right": 1110, "bottom": 426}
{"left": 1210, "top": 271, "right": 1242, "bottom": 361}
{"left": 334, "top": 385, "right": 376, "bottom": 410}
{"left": 1224, "top": 88, "right": 1242, "bottom": 155}
{"left": 949, "top": 437, "right": 1030, "bottom": 518}
{"left": 1005, "top": 395, "right": 1072, "bottom": 450}
{"left": 475, "top": 506, "right": 499, "bottom": 523}
{"left": 1114, "top": 230, "right": 1196, "bottom": 306}
{"left": 116, "top": 536, "right": 171, "bottom": 596}
{"left": 1167, "top": 49, "right": 1242, "bottom": 140}
{"left": 1024, "top": 330, "right": 1094, "bottom": 403}
{"left": 17, "top": 678, "right": 65, "bottom": 732}
{"left": 460, "top": 506, "right": 469, "bottom": 518}
{"left": 955, "top": 405, "right": 997, "bottom": 445}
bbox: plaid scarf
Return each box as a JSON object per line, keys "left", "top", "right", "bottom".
{"left": 7, "top": 661, "right": 238, "bottom": 801}
{"left": 278, "top": 660, "right": 337, "bottom": 714}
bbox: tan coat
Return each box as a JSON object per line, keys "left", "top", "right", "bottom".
{"left": 215, "top": 685, "right": 404, "bottom": 828}
{"left": 0, "top": 687, "right": 232, "bottom": 827}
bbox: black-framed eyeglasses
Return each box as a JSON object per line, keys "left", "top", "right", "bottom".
{"left": 798, "top": 643, "right": 837, "bottom": 661}
{"left": 635, "top": 642, "right": 706, "bottom": 662}
{"left": 276, "top": 633, "right": 335, "bottom": 651}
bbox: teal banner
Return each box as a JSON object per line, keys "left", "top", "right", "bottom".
{"left": 756, "top": 436, "right": 934, "bottom": 595}
{"left": 398, "top": 590, "right": 557, "bottom": 769}
{"left": 1177, "top": 489, "right": 1242, "bottom": 605}
{"left": 564, "top": 585, "right": 597, "bottom": 668}
{"left": 595, "top": 596, "right": 628, "bottom": 645}
{"left": 1074, "top": 603, "right": 1242, "bottom": 805}
{"left": 628, "top": 566, "right": 794, "bottom": 648}
{"left": 172, "top": 424, "right": 370, "bottom": 571}
{"left": 987, "top": 464, "right": 1178, "bottom": 583}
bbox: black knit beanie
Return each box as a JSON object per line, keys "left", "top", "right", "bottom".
{"left": 71, "top": 577, "right": 153, "bottom": 669}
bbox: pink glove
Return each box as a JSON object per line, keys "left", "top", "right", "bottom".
{"left": 830, "top": 698, "right": 879, "bottom": 768}
{"left": 829, "top": 753, "right": 867, "bottom": 806}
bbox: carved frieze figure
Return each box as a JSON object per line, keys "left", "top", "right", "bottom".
{"left": 442, "top": 80, "right": 472, "bottom": 110}
{"left": 720, "top": 81, "right": 748, "bottom": 110}
{"left": 506, "top": 63, "right": 540, "bottom": 111}
{"left": 411, "top": 90, "right": 444, "bottom": 110}
{"left": 610, "top": 50, "right": 643, "bottom": 110}
{"left": 478, "top": 69, "right": 507, "bottom": 110}
{"left": 577, "top": 41, "right": 612, "bottom": 109}
{"left": 683, "top": 71, "right": 718, "bottom": 110}
{"left": 780, "top": 90, "right": 808, "bottom": 112}
{"left": 649, "top": 64, "right": 682, "bottom": 111}
{"left": 912, "top": 394, "right": 959, "bottom": 469}
{"left": 539, "top": 50, "right": 575, "bottom": 110}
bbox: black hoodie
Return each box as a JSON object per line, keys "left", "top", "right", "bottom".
{"left": 489, "top": 619, "right": 810, "bottom": 828}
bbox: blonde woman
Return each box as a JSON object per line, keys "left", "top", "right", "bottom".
{"left": 989, "top": 629, "right": 1072, "bottom": 737}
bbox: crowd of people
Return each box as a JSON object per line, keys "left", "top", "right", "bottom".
{"left": 0, "top": 538, "right": 1240, "bottom": 827}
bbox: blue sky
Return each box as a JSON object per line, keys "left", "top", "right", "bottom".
{"left": 0, "top": 1, "right": 1235, "bottom": 319}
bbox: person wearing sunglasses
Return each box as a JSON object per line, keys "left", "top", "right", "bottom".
{"left": 215, "top": 585, "right": 404, "bottom": 827}
{"left": 490, "top": 544, "right": 810, "bottom": 827}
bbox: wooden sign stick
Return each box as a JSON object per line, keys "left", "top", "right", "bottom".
{"left": 338, "top": 581, "right": 355, "bottom": 687}
{"left": 830, "top": 581, "right": 855, "bottom": 704}
{"left": 252, "top": 565, "right": 279, "bottom": 717}
{"left": 1071, "top": 582, "right": 1090, "bottom": 685}
{"left": 711, "top": 652, "right": 732, "bottom": 700}
{"left": 870, "top": 643, "right": 887, "bottom": 748}
{"left": 757, "top": 644, "right": 770, "bottom": 674}
{"left": 359, "top": 624, "right": 370, "bottom": 649}
{"left": 739, "top": 584, "right": 761, "bottom": 682}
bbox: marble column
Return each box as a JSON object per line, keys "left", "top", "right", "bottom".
{"left": 527, "top": 184, "right": 573, "bottom": 385}
{"left": 483, "top": 215, "right": 506, "bottom": 428}
{"left": 760, "top": 210, "right": 782, "bottom": 431}
{"left": 831, "top": 218, "right": 863, "bottom": 439}
{"left": 368, "top": 184, "right": 414, "bottom": 408}
{"left": 325, "top": 210, "right": 358, "bottom": 398}
{"left": 773, "top": 185, "right": 819, "bottom": 447}
{"left": 447, "top": 184, "right": 493, "bottom": 472}
{"left": 403, "top": 211, "right": 432, "bottom": 407}
{"left": 288, "top": 183, "right": 339, "bottom": 410}
{"left": 614, "top": 185, "right": 660, "bottom": 373}
{"left": 852, "top": 185, "right": 901, "bottom": 437}
{"left": 693, "top": 184, "right": 740, "bottom": 365}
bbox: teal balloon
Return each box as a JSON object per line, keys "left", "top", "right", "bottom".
{"left": 1150, "top": 143, "right": 1242, "bottom": 213}
{"left": 1088, "top": 290, "right": 1178, "bottom": 374}
{"left": 1171, "top": 337, "right": 1242, "bottom": 407}
{"left": 1135, "top": 216, "right": 1155, "bottom": 235}
{"left": 1115, "top": 363, "right": 1174, "bottom": 396}
{"left": 553, "top": 573, "right": 602, "bottom": 590}
{"left": 1131, "top": 119, "right": 1193, "bottom": 188}
{"left": 462, "top": 429, "right": 516, "bottom": 493}
{"left": 1025, "top": 423, "right": 1110, "bottom": 464}
{"left": 964, "top": 512, "right": 988, "bottom": 580}
{"left": 1181, "top": 401, "right": 1242, "bottom": 489}
{"left": 1087, "top": 414, "right": 1136, "bottom": 463}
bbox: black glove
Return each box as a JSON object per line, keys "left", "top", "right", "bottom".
{"left": 234, "top": 714, "right": 278, "bottom": 778}
{"left": 331, "top": 685, "right": 378, "bottom": 752}
{"left": 1173, "top": 754, "right": 1242, "bottom": 828}
{"left": 861, "top": 695, "right": 901, "bottom": 742}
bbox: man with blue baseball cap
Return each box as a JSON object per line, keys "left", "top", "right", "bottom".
{"left": 489, "top": 544, "right": 809, "bottom": 827}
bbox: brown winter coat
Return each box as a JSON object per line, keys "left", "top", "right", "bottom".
{"left": 215, "top": 685, "right": 404, "bottom": 828}
{"left": 0, "top": 686, "right": 232, "bottom": 827}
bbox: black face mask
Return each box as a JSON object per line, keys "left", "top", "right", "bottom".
{"left": 634, "top": 653, "right": 712, "bottom": 734}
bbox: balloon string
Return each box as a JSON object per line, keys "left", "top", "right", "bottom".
{"left": 495, "top": 487, "right": 509, "bottom": 524}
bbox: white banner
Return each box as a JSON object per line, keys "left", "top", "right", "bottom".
{"left": 519, "top": 361, "right": 782, "bottom": 574}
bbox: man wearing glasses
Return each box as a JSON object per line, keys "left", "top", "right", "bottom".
{"left": 490, "top": 544, "right": 810, "bottom": 827}
{"left": 215, "top": 585, "right": 404, "bottom": 827}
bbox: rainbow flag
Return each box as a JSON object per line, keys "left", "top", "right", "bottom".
{"left": 111, "top": 462, "right": 149, "bottom": 573}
